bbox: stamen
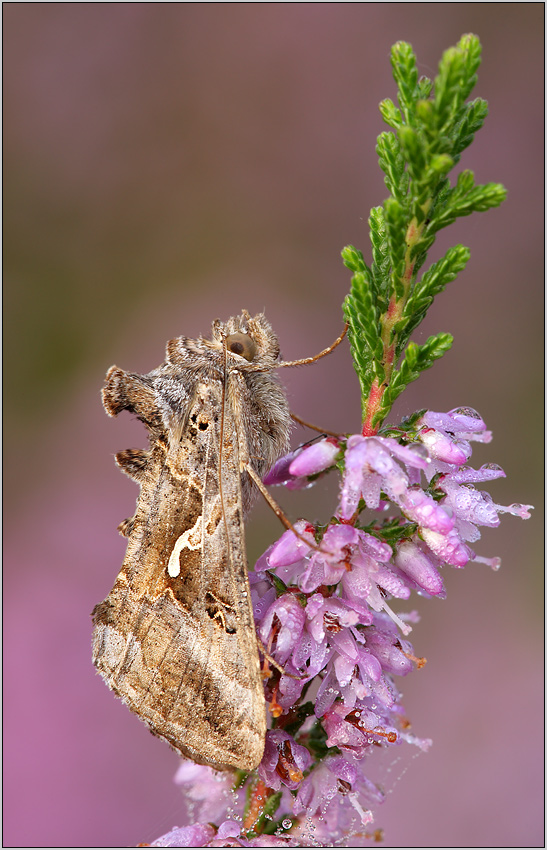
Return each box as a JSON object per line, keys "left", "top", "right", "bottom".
{"left": 380, "top": 599, "right": 413, "bottom": 635}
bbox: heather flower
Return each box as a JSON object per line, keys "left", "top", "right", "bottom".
{"left": 292, "top": 753, "right": 383, "bottom": 841}
{"left": 263, "top": 448, "right": 304, "bottom": 487}
{"left": 257, "top": 409, "right": 528, "bottom": 825}
{"left": 322, "top": 703, "right": 397, "bottom": 754}
{"left": 258, "top": 594, "right": 306, "bottom": 665}
{"left": 417, "top": 425, "right": 470, "bottom": 466}
{"left": 151, "top": 822, "right": 217, "bottom": 847}
{"left": 394, "top": 539, "right": 445, "bottom": 596}
{"left": 399, "top": 487, "right": 454, "bottom": 533}
{"left": 338, "top": 434, "right": 428, "bottom": 518}
{"left": 172, "top": 761, "right": 245, "bottom": 825}
{"left": 362, "top": 618, "right": 417, "bottom": 675}
{"left": 306, "top": 594, "right": 360, "bottom": 641}
{"left": 264, "top": 439, "right": 341, "bottom": 491}
{"left": 266, "top": 520, "right": 316, "bottom": 573}
{"left": 288, "top": 438, "right": 341, "bottom": 477}
{"left": 259, "top": 730, "right": 312, "bottom": 790}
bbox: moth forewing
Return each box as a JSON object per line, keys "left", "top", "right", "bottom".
{"left": 92, "top": 313, "right": 291, "bottom": 771}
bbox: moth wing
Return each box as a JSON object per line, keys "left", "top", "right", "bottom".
{"left": 92, "top": 380, "right": 266, "bottom": 771}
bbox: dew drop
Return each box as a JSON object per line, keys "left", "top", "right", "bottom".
{"left": 282, "top": 819, "right": 292, "bottom": 829}
{"left": 452, "top": 406, "right": 481, "bottom": 419}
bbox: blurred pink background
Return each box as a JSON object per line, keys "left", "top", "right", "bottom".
{"left": 4, "top": 4, "right": 543, "bottom": 847}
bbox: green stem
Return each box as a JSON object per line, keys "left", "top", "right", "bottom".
{"left": 362, "top": 210, "right": 427, "bottom": 433}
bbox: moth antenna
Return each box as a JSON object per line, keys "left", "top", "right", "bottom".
{"left": 276, "top": 322, "right": 348, "bottom": 369}
{"left": 244, "top": 463, "right": 331, "bottom": 556}
{"left": 290, "top": 411, "right": 343, "bottom": 438}
{"left": 218, "top": 333, "right": 232, "bottom": 559}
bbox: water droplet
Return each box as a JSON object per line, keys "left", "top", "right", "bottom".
{"left": 282, "top": 819, "right": 292, "bottom": 829}
{"left": 453, "top": 406, "right": 481, "bottom": 419}
{"left": 482, "top": 462, "right": 503, "bottom": 471}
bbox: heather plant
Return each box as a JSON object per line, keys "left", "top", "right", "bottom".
{"left": 151, "top": 35, "right": 531, "bottom": 847}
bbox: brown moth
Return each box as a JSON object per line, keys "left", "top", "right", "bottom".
{"left": 92, "top": 311, "right": 293, "bottom": 772}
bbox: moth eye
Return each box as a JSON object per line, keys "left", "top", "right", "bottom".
{"left": 225, "top": 332, "right": 257, "bottom": 362}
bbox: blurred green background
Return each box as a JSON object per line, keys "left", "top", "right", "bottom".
{"left": 4, "top": 4, "right": 543, "bottom": 847}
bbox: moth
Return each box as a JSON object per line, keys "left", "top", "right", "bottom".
{"left": 92, "top": 310, "right": 344, "bottom": 772}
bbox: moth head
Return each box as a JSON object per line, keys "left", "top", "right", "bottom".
{"left": 219, "top": 311, "right": 281, "bottom": 367}
{"left": 225, "top": 332, "right": 257, "bottom": 362}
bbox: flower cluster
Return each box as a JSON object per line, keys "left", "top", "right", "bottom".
{"left": 152, "top": 408, "right": 531, "bottom": 847}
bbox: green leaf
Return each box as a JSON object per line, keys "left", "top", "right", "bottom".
{"left": 391, "top": 41, "right": 419, "bottom": 123}
{"left": 398, "top": 125, "right": 428, "bottom": 184}
{"left": 344, "top": 269, "right": 384, "bottom": 400}
{"left": 409, "top": 244, "right": 470, "bottom": 305}
{"left": 383, "top": 197, "right": 407, "bottom": 298}
{"left": 341, "top": 244, "right": 367, "bottom": 274}
{"left": 376, "top": 132, "right": 409, "bottom": 204}
{"left": 369, "top": 206, "right": 391, "bottom": 299}
{"left": 381, "top": 333, "right": 454, "bottom": 415}
{"left": 457, "top": 33, "right": 483, "bottom": 101}
{"left": 434, "top": 34, "right": 482, "bottom": 138}
{"left": 398, "top": 246, "right": 469, "bottom": 349}
{"left": 379, "top": 98, "right": 402, "bottom": 130}
{"left": 429, "top": 153, "right": 454, "bottom": 175}
{"left": 417, "top": 75, "right": 434, "bottom": 100}
{"left": 430, "top": 175, "right": 507, "bottom": 232}
{"left": 451, "top": 97, "right": 489, "bottom": 158}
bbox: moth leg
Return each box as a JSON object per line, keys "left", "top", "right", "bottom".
{"left": 244, "top": 464, "right": 327, "bottom": 555}
{"left": 102, "top": 366, "right": 162, "bottom": 431}
{"left": 255, "top": 635, "right": 302, "bottom": 680}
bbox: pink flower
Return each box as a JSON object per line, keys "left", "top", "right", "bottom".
{"left": 259, "top": 730, "right": 312, "bottom": 791}
{"left": 288, "top": 438, "right": 340, "bottom": 477}
{"left": 151, "top": 823, "right": 217, "bottom": 847}
{"left": 394, "top": 539, "right": 445, "bottom": 596}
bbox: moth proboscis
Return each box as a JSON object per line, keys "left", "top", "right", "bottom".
{"left": 92, "top": 310, "right": 345, "bottom": 771}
